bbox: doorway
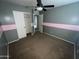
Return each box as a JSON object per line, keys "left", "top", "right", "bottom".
{"left": 33, "top": 14, "right": 43, "bottom": 33}
{"left": 24, "top": 12, "right": 32, "bottom": 34}
{"left": 13, "top": 11, "right": 32, "bottom": 39}
{"left": 38, "top": 14, "right": 43, "bottom": 33}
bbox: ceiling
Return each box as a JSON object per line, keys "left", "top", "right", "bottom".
{"left": 3, "top": 0, "right": 79, "bottom": 7}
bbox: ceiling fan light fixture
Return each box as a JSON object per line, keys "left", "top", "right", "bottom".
{"left": 37, "top": 7, "right": 43, "bottom": 11}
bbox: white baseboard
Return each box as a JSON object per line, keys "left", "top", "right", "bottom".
{"left": 8, "top": 32, "right": 75, "bottom": 59}
{"left": 8, "top": 39, "right": 19, "bottom": 44}
{"left": 44, "top": 32, "right": 74, "bottom": 44}
{"left": 74, "top": 43, "right": 76, "bottom": 59}
{"left": 44, "top": 32, "right": 75, "bottom": 59}
{"left": 7, "top": 45, "right": 9, "bottom": 59}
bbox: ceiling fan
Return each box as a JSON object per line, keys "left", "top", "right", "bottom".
{"left": 35, "top": 0, "right": 54, "bottom": 11}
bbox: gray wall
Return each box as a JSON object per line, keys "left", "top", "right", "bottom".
{"left": 0, "top": 25, "right": 8, "bottom": 59}
{"left": 0, "top": 0, "right": 32, "bottom": 43}
{"left": 0, "top": 33, "right": 8, "bottom": 59}
{"left": 44, "top": 2, "right": 79, "bottom": 59}
{"left": 44, "top": 2, "right": 79, "bottom": 43}
{"left": 0, "top": 1, "right": 32, "bottom": 58}
{"left": 0, "top": 33, "right": 7, "bottom": 55}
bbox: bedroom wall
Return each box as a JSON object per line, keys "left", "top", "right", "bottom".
{"left": 0, "top": 33, "right": 8, "bottom": 59}
{"left": 43, "top": 2, "right": 79, "bottom": 59}
{"left": 43, "top": 2, "right": 79, "bottom": 43}
{"left": 0, "top": 25, "right": 8, "bottom": 59}
{"left": 0, "top": 0, "right": 32, "bottom": 43}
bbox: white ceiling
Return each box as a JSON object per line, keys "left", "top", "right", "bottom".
{"left": 42, "top": 0, "right": 79, "bottom": 7}
{"left": 3, "top": 0, "right": 79, "bottom": 7}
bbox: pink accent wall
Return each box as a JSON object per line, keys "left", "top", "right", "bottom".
{"left": 43, "top": 22, "right": 79, "bottom": 31}
{"left": 0, "top": 24, "right": 16, "bottom": 32}
{"left": 1, "top": 23, "right": 79, "bottom": 32}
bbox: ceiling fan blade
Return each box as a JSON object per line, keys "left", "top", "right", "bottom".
{"left": 44, "top": 5, "right": 54, "bottom": 8}
{"left": 37, "top": 0, "right": 42, "bottom": 6}
{"left": 43, "top": 8, "right": 47, "bottom": 11}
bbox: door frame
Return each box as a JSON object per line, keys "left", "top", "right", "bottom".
{"left": 38, "top": 14, "right": 43, "bottom": 33}
{"left": 13, "top": 10, "right": 27, "bottom": 39}
{"left": 24, "top": 12, "right": 32, "bottom": 34}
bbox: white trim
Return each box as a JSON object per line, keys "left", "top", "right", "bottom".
{"left": 8, "top": 32, "right": 75, "bottom": 59}
{"left": 44, "top": 32, "right": 74, "bottom": 44}
{"left": 44, "top": 32, "right": 75, "bottom": 59}
{"left": 7, "top": 45, "right": 9, "bottom": 59}
{"left": 8, "top": 39, "right": 19, "bottom": 44}
{"left": 74, "top": 43, "right": 76, "bottom": 59}
{"left": 8, "top": 34, "right": 28, "bottom": 44}
{"left": 0, "top": 55, "right": 9, "bottom": 57}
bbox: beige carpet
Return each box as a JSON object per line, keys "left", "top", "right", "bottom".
{"left": 9, "top": 32, "right": 74, "bottom": 59}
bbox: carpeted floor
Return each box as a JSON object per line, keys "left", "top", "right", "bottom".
{"left": 9, "top": 32, "right": 74, "bottom": 59}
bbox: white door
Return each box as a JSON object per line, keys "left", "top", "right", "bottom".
{"left": 39, "top": 15, "right": 43, "bottom": 33}
{"left": 13, "top": 11, "right": 26, "bottom": 39}
{"left": 24, "top": 12, "right": 32, "bottom": 33}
